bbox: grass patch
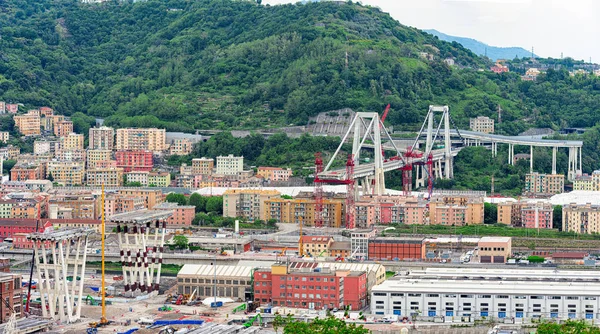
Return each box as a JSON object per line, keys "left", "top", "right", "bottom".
{"left": 87, "top": 262, "right": 182, "bottom": 275}
{"left": 383, "top": 224, "right": 600, "bottom": 240}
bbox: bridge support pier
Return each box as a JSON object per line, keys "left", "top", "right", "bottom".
{"left": 568, "top": 147, "right": 581, "bottom": 181}
{"left": 530, "top": 145, "right": 534, "bottom": 173}
{"left": 552, "top": 147, "right": 557, "bottom": 175}
{"left": 415, "top": 165, "right": 425, "bottom": 189}
{"left": 508, "top": 144, "right": 514, "bottom": 165}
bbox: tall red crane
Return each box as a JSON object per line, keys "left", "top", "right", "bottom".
{"left": 314, "top": 153, "right": 324, "bottom": 228}
{"left": 314, "top": 153, "right": 356, "bottom": 229}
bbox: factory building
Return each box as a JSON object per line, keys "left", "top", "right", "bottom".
{"left": 177, "top": 265, "right": 253, "bottom": 301}
{"left": 371, "top": 268, "right": 600, "bottom": 322}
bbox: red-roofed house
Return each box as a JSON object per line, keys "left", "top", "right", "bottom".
{"left": 550, "top": 252, "right": 588, "bottom": 265}
{"left": 301, "top": 236, "right": 334, "bottom": 257}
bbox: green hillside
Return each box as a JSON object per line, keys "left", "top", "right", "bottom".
{"left": 1, "top": 0, "right": 600, "bottom": 143}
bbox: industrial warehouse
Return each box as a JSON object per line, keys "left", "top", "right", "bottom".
{"left": 371, "top": 268, "right": 600, "bottom": 322}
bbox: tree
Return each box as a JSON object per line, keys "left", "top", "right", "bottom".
{"left": 47, "top": 172, "right": 54, "bottom": 182}
{"left": 527, "top": 255, "right": 545, "bottom": 263}
{"left": 2, "top": 160, "right": 16, "bottom": 175}
{"left": 205, "top": 196, "right": 223, "bottom": 214}
{"left": 282, "top": 316, "right": 368, "bottom": 334}
{"left": 188, "top": 193, "right": 207, "bottom": 213}
{"left": 553, "top": 205, "right": 563, "bottom": 230}
{"left": 166, "top": 193, "right": 188, "bottom": 206}
{"left": 537, "top": 320, "right": 600, "bottom": 333}
{"left": 173, "top": 235, "right": 189, "bottom": 250}
{"left": 484, "top": 203, "right": 498, "bottom": 224}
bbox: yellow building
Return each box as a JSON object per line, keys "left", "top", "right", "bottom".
{"left": 43, "top": 115, "right": 64, "bottom": 132}
{"left": 563, "top": 204, "right": 600, "bottom": 234}
{"left": 264, "top": 194, "right": 345, "bottom": 227}
{"left": 497, "top": 201, "right": 520, "bottom": 226}
{"left": 148, "top": 172, "right": 171, "bottom": 187}
{"left": 86, "top": 167, "right": 124, "bottom": 187}
{"left": 573, "top": 171, "right": 600, "bottom": 191}
{"left": 87, "top": 150, "right": 113, "bottom": 169}
{"left": 469, "top": 116, "right": 494, "bottom": 134}
{"left": 0, "top": 132, "right": 8, "bottom": 143}
{"left": 300, "top": 236, "right": 334, "bottom": 257}
{"left": 13, "top": 111, "right": 41, "bottom": 136}
{"left": 60, "top": 133, "right": 84, "bottom": 150}
{"left": 115, "top": 128, "right": 166, "bottom": 152}
{"left": 169, "top": 138, "right": 193, "bottom": 155}
{"left": 191, "top": 158, "right": 214, "bottom": 175}
{"left": 223, "top": 189, "right": 280, "bottom": 221}
{"left": 47, "top": 161, "right": 85, "bottom": 186}
{"left": 428, "top": 194, "right": 484, "bottom": 225}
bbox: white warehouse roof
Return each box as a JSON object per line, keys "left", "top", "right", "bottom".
{"left": 178, "top": 264, "right": 254, "bottom": 278}
{"left": 550, "top": 191, "right": 600, "bottom": 206}
{"left": 193, "top": 186, "right": 403, "bottom": 197}
{"left": 374, "top": 278, "right": 600, "bottom": 296}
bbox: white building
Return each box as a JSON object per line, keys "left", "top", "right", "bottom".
{"left": 125, "top": 171, "right": 149, "bottom": 186}
{"left": 216, "top": 154, "right": 244, "bottom": 175}
{"left": 371, "top": 268, "right": 600, "bottom": 322}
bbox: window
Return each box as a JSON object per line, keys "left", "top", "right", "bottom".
{"left": 427, "top": 294, "right": 439, "bottom": 298}
{"left": 376, "top": 301, "right": 384, "bottom": 304}
{"left": 373, "top": 292, "right": 387, "bottom": 296}
{"left": 550, "top": 296, "right": 562, "bottom": 300}
{"left": 567, "top": 296, "right": 579, "bottom": 300}
{"left": 497, "top": 295, "right": 509, "bottom": 299}
{"left": 478, "top": 295, "right": 491, "bottom": 299}
{"left": 460, "top": 295, "right": 473, "bottom": 298}
{"left": 408, "top": 293, "right": 422, "bottom": 297}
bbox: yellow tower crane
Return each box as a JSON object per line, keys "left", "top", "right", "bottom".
{"left": 89, "top": 184, "right": 110, "bottom": 330}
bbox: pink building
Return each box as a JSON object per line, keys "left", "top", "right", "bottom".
{"left": 257, "top": 167, "right": 293, "bottom": 181}
{"left": 154, "top": 202, "right": 195, "bottom": 226}
{"left": 491, "top": 62, "right": 509, "bottom": 74}
{"left": 5, "top": 104, "right": 18, "bottom": 114}
{"left": 355, "top": 195, "right": 427, "bottom": 227}
{"left": 521, "top": 203, "right": 554, "bottom": 229}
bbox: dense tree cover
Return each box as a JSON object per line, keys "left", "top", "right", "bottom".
{"left": 2, "top": 0, "right": 599, "bottom": 135}
{"left": 274, "top": 315, "right": 368, "bottom": 334}
{"left": 165, "top": 193, "right": 188, "bottom": 206}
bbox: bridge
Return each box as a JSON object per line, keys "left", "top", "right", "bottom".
{"left": 318, "top": 106, "right": 584, "bottom": 194}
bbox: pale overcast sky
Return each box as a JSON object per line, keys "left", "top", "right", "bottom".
{"left": 263, "top": 0, "right": 600, "bottom": 62}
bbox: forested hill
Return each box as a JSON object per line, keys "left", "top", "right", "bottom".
{"left": 1, "top": 0, "right": 600, "bottom": 136}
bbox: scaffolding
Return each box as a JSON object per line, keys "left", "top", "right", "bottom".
{"left": 27, "top": 228, "right": 94, "bottom": 323}
{"left": 109, "top": 209, "right": 172, "bottom": 296}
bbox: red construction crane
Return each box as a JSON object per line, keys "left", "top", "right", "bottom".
{"left": 314, "top": 153, "right": 356, "bottom": 229}
{"left": 314, "top": 153, "right": 324, "bottom": 228}
{"left": 401, "top": 148, "right": 423, "bottom": 196}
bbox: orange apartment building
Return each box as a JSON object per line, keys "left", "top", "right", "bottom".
{"left": 355, "top": 195, "right": 428, "bottom": 227}
{"left": 54, "top": 120, "right": 73, "bottom": 138}
{"left": 13, "top": 111, "right": 41, "bottom": 136}
{"left": 257, "top": 167, "right": 293, "bottom": 181}
{"left": 105, "top": 194, "right": 146, "bottom": 217}
{"left": 428, "top": 194, "right": 484, "bottom": 226}
{"left": 116, "top": 128, "right": 166, "bottom": 152}
{"left": 301, "top": 236, "right": 334, "bottom": 257}
{"left": 191, "top": 158, "right": 214, "bottom": 175}
{"left": 10, "top": 162, "right": 45, "bottom": 181}
{"left": 117, "top": 189, "right": 164, "bottom": 209}
{"left": 153, "top": 202, "right": 196, "bottom": 226}
{"left": 264, "top": 192, "right": 345, "bottom": 227}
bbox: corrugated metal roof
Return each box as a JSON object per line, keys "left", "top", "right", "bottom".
{"left": 178, "top": 264, "right": 253, "bottom": 278}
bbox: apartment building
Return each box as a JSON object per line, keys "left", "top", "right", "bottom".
{"left": 191, "top": 158, "right": 214, "bottom": 175}
{"left": 87, "top": 150, "right": 113, "bottom": 169}
{"left": 59, "top": 133, "right": 84, "bottom": 150}
{"left": 524, "top": 173, "right": 564, "bottom": 197}
{"left": 521, "top": 203, "right": 554, "bottom": 229}
{"left": 89, "top": 126, "right": 115, "bottom": 150}
{"left": 573, "top": 170, "right": 600, "bottom": 191}
{"left": 105, "top": 194, "right": 145, "bottom": 217}
{"left": 169, "top": 138, "right": 193, "bottom": 155}
{"left": 264, "top": 192, "right": 345, "bottom": 227}
{"left": 115, "top": 128, "right": 166, "bottom": 152}
{"left": 117, "top": 189, "right": 163, "bottom": 209}
{"left": 153, "top": 202, "right": 195, "bottom": 226}
{"left": 54, "top": 120, "right": 73, "bottom": 138}
{"left": 5, "top": 104, "right": 18, "bottom": 114}
{"left": 497, "top": 201, "right": 523, "bottom": 226}
{"left": 0, "top": 102, "right": 4, "bottom": 114}
{"left": 48, "top": 193, "right": 98, "bottom": 219}
{"left": 115, "top": 150, "right": 153, "bottom": 172}
{"left": 148, "top": 172, "right": 171, "bottom": 187}
{"left": 469, "top": 116, "right": 495, "bottom": 134}
{"left": 0, "top": 197, "right": 44, "bottom": 219}
{"left": 216, "top": 155, "right": 243, "bottom": 175}
{"left": 223, "top": 189, "right": 280, "bottom": 221}
{"left": 0, "top": 273, "right": 23, "bottom": 322}
{"left": 43, "top": 115, "right": 64, "bottom": 132}
{"left": 563, "top": 203, "right": 600, "bottom": 234}
{"left": 180, "top": 163, "right": 193, "bottom": 175}
{"left": 254, "top": 263, "right": 368, "bottom": 311}
{"left": 39, "top": 106, "right": 53, "bottom": 117}
{"left": 0, "top": 132, "right": 8, "bottom": 143}
{"left": 257, "top": 167, "right": 293, "bottom": 181}
{"left": 34, "top": 139, "right": 59, "bottom": 155}
{"left": 94, "top": 160, "right": 116, "bottom": 169}
{"left": 10, "top": 162, "right": 45, "bottom": 181}
{"left": 0, "top": 146, "right": 20, "bottom": 160}
{"left": 125, "top": 171, "right": 149, "bottom": 186}
{"left": 47, "top": 161, "right": 85, "bottom": 186}
{"left": 55, "top": 149, "right": 86, "bottom": 162}
{"left": 428, "top": 194, "right": 484, "bottom": 225}
{"left": 86, "top": 167, "right": 124, "bottom": 187}
{"left": 355, "top": 195, "right": 427, "bottom": 227}
{"left": 13, "top": 110, "right": 41, "bottom": 136}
